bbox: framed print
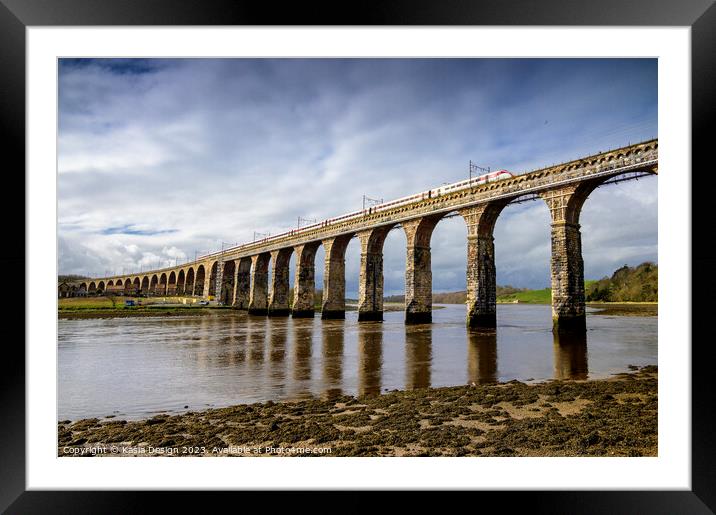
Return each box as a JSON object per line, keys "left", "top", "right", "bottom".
{"left": 4, "top": 0, "right": 714, "bottom": 511}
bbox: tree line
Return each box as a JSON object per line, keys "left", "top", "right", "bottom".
{"left": 585, "top": 262, "right": 658, "bottom": 302}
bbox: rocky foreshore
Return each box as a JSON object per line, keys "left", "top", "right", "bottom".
{"left": 58, "top": 366, "right": 657, "bottom": 457}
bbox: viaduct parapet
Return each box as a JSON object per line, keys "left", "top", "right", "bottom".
{"left": 60, "top": 139, "right": 658, "bottom": 332}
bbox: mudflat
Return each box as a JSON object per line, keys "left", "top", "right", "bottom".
{"left": 58, "top": 366, "right": 657, "bottom": 457}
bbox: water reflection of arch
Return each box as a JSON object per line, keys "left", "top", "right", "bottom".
{"left": 321, "top": 320, "right": 345, "bottom": 400}
{"left": 553, "top": 330, "right": 588, "bottom": 380}
{"left": 194, "top": 314, "right": 211, "bottom": 370}
{"left": 223, "top": 313, "right": 243, "bottom": 367}
{"left": 405, "top": 325, "right": 432, "bottom": 390}
{"left": 292, "top": 318, "right": 314, "bottom": 382}
{"left": 467, "top": 329, "right": 498, "bottom": 385}
{"left": 247, "top": 315, "right": 267, "bottom": 365}
{"left": 266, "top": 316, "right": 287, "bottom": 388}
{"left": 357, "top": 322, "right": 382, "bottom": 397}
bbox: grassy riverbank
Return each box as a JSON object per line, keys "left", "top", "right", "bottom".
{"left": 58, "top": 366, "right": 657, "bottom": 457}
{"left": 58, "top": 300, "right": 409, "bottom": 319}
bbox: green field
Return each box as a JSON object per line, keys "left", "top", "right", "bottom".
{"left": 58, "top": 296, "right": 200, "bottom": 310}
{"left": 497, "top": 288, "right": 551, "bottom": 304}
{"left": 496, "top": 281, "right": 598, "bottom": 304}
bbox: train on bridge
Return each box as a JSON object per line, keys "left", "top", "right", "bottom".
{"left": 267, "top": 169, "right": 515, "bottom": 242}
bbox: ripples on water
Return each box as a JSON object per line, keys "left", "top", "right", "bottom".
{"left": 58, "top": 304, "right": 657, "bottom": 420}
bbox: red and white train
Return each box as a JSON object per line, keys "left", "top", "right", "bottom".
{"left": 249, "top": 169, "right": 514, "bottom": 245}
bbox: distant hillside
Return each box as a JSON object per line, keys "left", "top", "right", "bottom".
{"left": 385, "top": 286, "right": 529, "bottom": 305}
{"left": 586, "top": 262, "right": 658, "bottom": 302}
{"left": 383, "top": 262, "right": 657, "bottom": 305}
{"left": 58, "top": 274, "right": 90, "bottom": 283}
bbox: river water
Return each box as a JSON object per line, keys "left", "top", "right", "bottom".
{"left": 58, "top": 304, "right": 657, "bottom": 421}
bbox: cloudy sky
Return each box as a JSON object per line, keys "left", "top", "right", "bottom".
{"left": 58, "top": 58, "right": 657, "bottom": 295}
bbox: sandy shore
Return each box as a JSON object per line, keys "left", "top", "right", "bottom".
{"left": 58, "top": 366, "right": 657, "bottom": 457}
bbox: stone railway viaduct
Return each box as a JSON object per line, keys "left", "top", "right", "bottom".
{"left": 62, "top": 140, "right": 658, "bottom": 332}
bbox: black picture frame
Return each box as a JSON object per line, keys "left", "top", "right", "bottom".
{"left": 3, "top": 0, "right": 713, "bottom": 512}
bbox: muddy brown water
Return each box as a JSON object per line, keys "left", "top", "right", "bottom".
{"left": 58, "top": 304, "right": 657, "bottom": 421}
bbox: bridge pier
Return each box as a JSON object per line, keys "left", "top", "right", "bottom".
{"left": 201, "top": 264, "right": 211, "bottom": 298}
{"left": 292, "top": 242, "right": 320, "bottom": 318}
{"left": 210, "top": 261, "right": 224, "bottom": 301}
{"left": 268, "top": 248, "right": 292, "bottom": 316}
{"left": 248, "top": 253, "right": 270, "bottom": 315}
{"left": 403, "top": 216, "right": 441, "bottom": 324}
{"left": 321, "top": 235, "right": 352, "bottom": 319}
{"left": 232, "top": 257, "right": 251, "bottom": 309}
{"left": 460, "top": 202, "right": 508, "bottom": 328}
{"left": 541, "top": 180, "right": 604, "bottom": 333}
{"left": 219, "top": 260, "right": 236, "bottom": 304}
{"left": 357, "top": 226, "right": 393, "bottom": 322}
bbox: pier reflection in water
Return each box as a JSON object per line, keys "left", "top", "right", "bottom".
{"left": 58, "top": 304, "right": 657, "bottom": 420}
{"left": 405, "top": 325, "right": 432, "bottom": 390}
{"left": 357, "top": 323, "right": 383, "bottom": 397}
{"left": 467, "top": 330, "right": 498, "bottom": 385}
{"left": 291, "top": 318, "right": 314, "bottom": 399}
{"left": 553, "top": 330, "right": 588, "bottom": 380}
{"left": 321, "top": 321, "right": 344, "bottom": 400}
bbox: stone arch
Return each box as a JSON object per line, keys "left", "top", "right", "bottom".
{"left": 141, "top": 276, "right": 149, "bottom": 293}
{"left": 539, "top": 177, "right": 614, "bottom": 332}
{"left": 268, "top": 248, "right": 294, "bottom": 315}
{"left": 149, "top": 275, "right": 158, "bottom": 294}
{"left": 195, "top": 265, "right": 206, "bottom": 297}
{"left": 208, "top": 261, "right": 219, "bottom": 298}
{"left": 177, "top": 269, "right": 186, "bottom": 295}
{"left": 401, "top": 214, "right": 446, "bottom": 323}
{"left": 168, "top": 271, "right": 177, "bottom": 295}
{"left": 291, "top": 241, "right": 321, "bottom": 317}
{"left": 248, "top": 253, "right": 271, "bottom": 315}
{"left": 233, "top": 258, "right": 252, "bottom": 309}
{"left": 97, "top": 281, "right": 105, "bottom": 294}
{"left": 320, "top": 234, "right": 354, "bottom": 319}
{"left": 355, "top": 224, "right": 396, "bottom": 321}
{"left": 186, "top": 267, "right": 196, "bottom": 296}
{"left": 217, "top": 260, "right": 236, "bottom": 305}
{"left": 556, "top": 179, "right": 609, "bottom": 226}
{"left": 107, "top": 280, "right": 114, "bottom": 287}
{"left": 124, "top": 278, "right": 134, "bottom": 294}
{"left": 159, "top": 273, "right": 168, "bottom": 295}
{"left": 58, "top": 283, "right": 70, "bottom": 298}
{"left": 458, "top": 200, "right": 511, "bottom": 328}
